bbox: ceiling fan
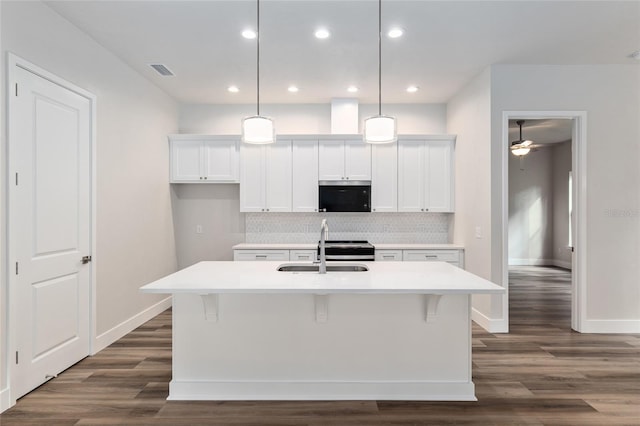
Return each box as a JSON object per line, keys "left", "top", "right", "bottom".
{"left": 510, "top": 120, "right": 543, "bottom": 156}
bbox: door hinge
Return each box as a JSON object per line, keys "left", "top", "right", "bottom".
{"left": 16, "top": 351, "right": 19, "bottom": 364}
{"left": 15, "top": 262, "right": 18, "bottom": 275}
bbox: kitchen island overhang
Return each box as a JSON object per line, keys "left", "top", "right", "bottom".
{"left": 140, "top": 261, "right": 504, "bottom": 401}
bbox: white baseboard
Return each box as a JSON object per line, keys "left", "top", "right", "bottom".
{"left": 581, "top": 319, "right": 640, "bottom": 334}
{"left": 0, "top": 387, "right": 13, "bottom": 413}
{"left": 92, "top": 296, "right": 172, "bottom": 354}
{"left": 472, "top": 308, "right": 508, "bottom": 333}
{"left": 552, "top": 259, "right": 572, "bottom": 269}
{"left": 168, "top": 380, "right": 477, "bottom": 401}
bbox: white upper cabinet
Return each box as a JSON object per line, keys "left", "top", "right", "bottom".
{"left": 371, "top": 142, "right": 398, "bottom": 212}
{"left": 292, "top": 140, "right": 319, "bottom": 212}
{"left": 170, "top": 135, "right": 239, "bottom": 183}
{"left": 240, "top": 140, "right": 292, "bottom": 212}
{"left": 398, "top": 138, "right": 455, "bottom": 213}
{"left": 318, "top": 139, "right": 371, "bottom": 181}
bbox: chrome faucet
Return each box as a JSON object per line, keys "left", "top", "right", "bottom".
{"left": 319, "top": 219, "right": 329, "bottom": 274}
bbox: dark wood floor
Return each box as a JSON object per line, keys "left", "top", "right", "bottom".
{"left": 2, "top": 266, "right": 639, "bottom": 425}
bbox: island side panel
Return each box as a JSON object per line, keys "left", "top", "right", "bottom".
{"left": 170, "top": 293, "right": 474, "bottom": 401}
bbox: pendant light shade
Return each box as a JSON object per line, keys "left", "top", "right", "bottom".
{"left": 241, "top": 0, "right": 275, "bottom": 144}
{"left": 364, "top": 115, "right": 397, "bottom": 144}
{"left": 364, "top": 0, "right": 396, "bottom": 144}
{"left": 242, "top": 115, "right": 275, "bottom": 145}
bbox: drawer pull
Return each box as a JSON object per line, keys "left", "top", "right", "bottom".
{"left": 383, "top": 255, "right": 395, "bottom": 259}
{"left": 424, "top": 255, "right": 438, "bottom": 258}
{"left": 256, "top": 255, "right": 268, "bottom": 259}
{"left": 298, "top": 256, "right": 309, "bottom": 260}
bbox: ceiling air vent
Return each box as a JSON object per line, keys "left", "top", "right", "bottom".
{"left": 149, "top": 64, "right": 174, "bottom": 76}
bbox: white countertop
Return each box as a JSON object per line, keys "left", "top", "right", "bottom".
{"left": 233, "top": 243, "right": 464, "bottom": 250}
{"left": 140, "top": 261, "right": 502, "bottom": 295}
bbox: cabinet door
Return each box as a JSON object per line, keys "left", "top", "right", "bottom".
{"left": 318, "top": 140, "right": 345, "bottom": 180}
{"left": 171, "top": 140, "right": 202, "bottom": 182}
{"left": 292, "top": 140, "right": 319, "bottom": 212}
{"left": 344, "top": 140, "right": 371, "bottom": 180}
{"left": 240, "top": 144, "right": 266, "bottom": 212}
{"left": 290, "top": 250, "right": 317, "bottom": 261}
{"left": 265, "top": 141, "right": 292, "bottom": 212}
{"left": 233, "top": 250, "right": 290, "bottom": 261}
{"left": 371, "top": 143, "right": 397, "bottom": 212}
{"left": 202, "top": 139, "right": 239, "bottom": 182}
{"left": 398, "top": 140, "right": 424, "bottom": 212}
{"left": 425, "top": 140, "right": 453, "bottom": 212}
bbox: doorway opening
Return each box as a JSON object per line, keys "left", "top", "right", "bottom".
{"left": 502, "top": 112, "right": 586, "bottom": 332}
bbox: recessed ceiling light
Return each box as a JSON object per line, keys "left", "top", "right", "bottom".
{"left": 287, "top": 85, "right": 299, "bottom": 93}
{"left": 315, "top": 28, "right": 330, "bottom": 39}
{"left": 406, "top": 85, "right": 419, "bottom": 93}
{"left": 242, "top": 29, "right": 257, "bottom": 39}
{"left": 387, "top": 28, "right": 403, "bottom": 38}
{"left": 629, "top": 50, "right": 640, "bottom": 60}
{"left": 227, "top": 85, "right": 239, "bottom": 93}
{"left": 347, "top": 86, "right": 358, "bottom": 93}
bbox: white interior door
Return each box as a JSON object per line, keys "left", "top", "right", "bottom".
{"left": 11, "top": 65, "right": 92, "bottom": 399}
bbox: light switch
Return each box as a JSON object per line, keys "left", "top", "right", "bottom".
{"left": 475, "top": 226, "right": 482, "bottom": 239}
{"left": 196, "top": 225, "right": 203, "bottom": 234}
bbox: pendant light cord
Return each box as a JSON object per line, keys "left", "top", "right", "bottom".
{"left": 378, "top": 0, "right": 382, "bottom": 116}
{"left": 257, "top": 0, "right": 260, "bottom": 116}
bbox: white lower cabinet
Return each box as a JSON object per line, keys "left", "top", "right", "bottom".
{"left": 290, "top": 250, "right": 317, "bottom": 261}
{"left": 233, "top": 250, "right": 290, "bottom": 261}
{"left": 375, "top": 250, "right": 403, "bottom": 261}
{"left": 402, "top": 250, "right": 462, "bottom": 267}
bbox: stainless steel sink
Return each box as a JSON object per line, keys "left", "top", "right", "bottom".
{"left": 277, "top": 263, "right": 369, "bottom": 272}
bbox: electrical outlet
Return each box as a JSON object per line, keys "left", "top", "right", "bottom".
{"left": 475, "top": 226, "right": 482, "bottom": 239}
{"left": 196, "top": 225, "right": 203, "bottom": 234}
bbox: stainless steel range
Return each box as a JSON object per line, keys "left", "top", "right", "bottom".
{"left": 317, "top": 240, "right": 375, "bottom": 261}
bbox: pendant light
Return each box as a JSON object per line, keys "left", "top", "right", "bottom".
{"left": 241, "top": 0, "right": 275, "bottom": 144}
{"left": 510, "top": 120, "right": 532, "bottom": 156}
{"left": 364, "top": 0, "right": 397, "bottom": 144}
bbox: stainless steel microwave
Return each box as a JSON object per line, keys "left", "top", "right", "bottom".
{"left": 318, "top": 181, "right": 371, "bottom": 212}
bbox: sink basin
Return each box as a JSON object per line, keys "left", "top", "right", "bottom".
{"left": 277, "top": 263, "right": 369, "bottom": 272}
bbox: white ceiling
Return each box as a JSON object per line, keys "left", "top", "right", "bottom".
{"left": 46, "top": 1, "right": 640, "bottom": 104}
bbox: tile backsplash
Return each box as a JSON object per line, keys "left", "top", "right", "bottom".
{"left": 245, "top": 213, "right": 451, "bottom": 244}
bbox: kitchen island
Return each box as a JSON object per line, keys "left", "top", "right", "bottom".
{"left": 140, "top": 261, "right": 503, "bottom": 401}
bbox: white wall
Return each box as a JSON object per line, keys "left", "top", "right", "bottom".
{"left": 171, "top": 184, "right": 245, "bottom": 268}
{"left": 179, "top": 103, "right": 447, "bottom": 134}
{"left": 491, "top": 65, "right": 640, "bottom": 331}
{"left": 552, "top": 141, "right": 572, "bottom": 269}
{"left": 508, "top": 148, "right": 554, "bottom": 265}
{"left": 1, "top": 0, "right": 179, "bottom": 402}
{"left": 446, "top": 68, "right": 497, "bottom": 328}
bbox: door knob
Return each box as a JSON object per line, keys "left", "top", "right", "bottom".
{"left": 82, "top": 255, "right": 92, "bottom": 264}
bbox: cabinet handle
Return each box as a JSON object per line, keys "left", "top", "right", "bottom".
{"left": 383, "top": 255, "right": 394, "bottom": 259}
{"left": 204, "top": 177, "right": 207, "bottom": 180}
{"left": 261, "top": 209, "right": 265, "bottom": 212}
{"left": 341, "top": 177, "right": 345, "bottom": 180}
{"left": 256, "top": 255, "right": 268, "bottom": 259}
{"left": 200, "top": 177, "right": 203, "bottom": 180}
{"left": 373, "top": 208, "right": 376, "bottom": 212}
{"left": 346, "top": 177, "right": 349, "bottom": 180}
{"left": 421, "top": 208, "right": 424, "bottom": 211}
{"left": 266, "top": 209, "right": 270, "bottom": 212}
{"left": 425, "top": 208, "right": 429, "bottom": 211}
{"left": 424, "top": 255, "right": 438, "bottom": 259}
